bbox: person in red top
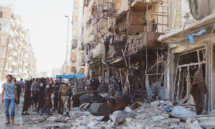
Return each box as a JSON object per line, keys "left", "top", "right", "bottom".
{"left": 40, "top": 80, "right": 53, "bottom": 115}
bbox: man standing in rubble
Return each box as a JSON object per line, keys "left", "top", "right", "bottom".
{"left": 31, "top": 78, "right": 40, "bottom": 111}
{"left": 22, "top": 79, "right": 32, "bottom": 115}
{"left": 91, "top": 75, "right": 100, "bottom": 91}
{"left": 58, "top": 79, "right": 72, "bottom": 116}
{"left": 1, "top": 75, "right": 18, "bottom": 125}
{"left": 40, "top": 79, "right": 53, "bottom": 115}
{"left": 53, "top": 77, "right": 63, "bottom": 113}
{"left": 38, "top": 78, "right": 46, "bottom": 112}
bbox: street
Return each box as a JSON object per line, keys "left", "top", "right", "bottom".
{"left": 0, "top": 94, "right": 201, "bottom": 129}
{"left": 0, "top": 95, "right": 102, "bottom": 129}
{"left": 1, "top": 0, "right": 215, "bottom": 128}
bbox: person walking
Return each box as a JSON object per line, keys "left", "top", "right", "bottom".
{"left": 40, "top": 80, "right": 53, "bottom": 115}
{"left": 12, "top": 77, "right": 16, "bottom": 83}
{"left": 53, "top": 77, "right": 63, "bottom": 112}
{"left": 86, "top": 76, "right": 91, "bottom": 91}
{"left": 15, "top": 81, "right": 22, "bottom": 105}
{"left": 31, "top": 78, "right": 40, "bottom": 111}
{"left": 58, "top": 79, "right": 72, "bottom": 116}
{"left": 37, "top": 78, "right": 46, "bottom": 112}
{"left": 1, "top": 75, "right": 18, "bottom": 124}
{"left": 21, "top": 80, "right": 32, "bottom": 115}
{"left": 19, "top": 78, "right": 25, "bottom": 94}
{"left": 91, "top": 75, "right": 100, "bottom": 91}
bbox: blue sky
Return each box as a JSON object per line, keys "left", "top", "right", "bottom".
{"left": 0, "top": 0, "right": 73, "bottom": 76}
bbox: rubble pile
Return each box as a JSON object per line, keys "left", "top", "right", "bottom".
{"left": 0, "top": 92, "right": 215, "bottom": 129}
{"left": 0, "top": 98, "right": 215, "bottom": 128}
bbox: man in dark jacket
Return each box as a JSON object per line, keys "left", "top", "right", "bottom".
{"left": 31, "top": 78, "right": 40, "bottom": 111}
{"left": 15, "top": 81, "right": 22, "bottom": 105}
{"left": 53, "top": 77, "right": 63, "bottom": 112}
{"left": 37, "top": 78, "right": 46, "bottom": 112}
{"left": 91, "top": 76, "right": 100, "bottom": 91}
{"left": 22, "top": 80, "right": 32, "bottom": 115}
{"left": 40, "top": 80, "right": 53, "bottom": 115}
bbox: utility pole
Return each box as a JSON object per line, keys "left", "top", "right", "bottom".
{"left": 65, "top": 16, "right": 69, "bottom": 74}
{"left": 1, "top": 36, "right": 10, "bottom": 81}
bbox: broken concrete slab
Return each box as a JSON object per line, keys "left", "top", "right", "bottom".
{"left": 79, "top": 103, "right": 91, "bottom": 110}
{"left": 190, "top": 121, "right": 202, "bottom": 129}
{"left": 54, "top": 118, "right": 68, "bottom": 123}
{"left": 124, "top": 106, "right": 132, "bottom": 112}
{"left": 197, "top": 117, "right": 215, "bottom": 128}
{"left": 151, "top": 116, "right": 165, "bottom": 121}
{"left": 79, "top": 93, "right": 94, "bottom": 104}
{"left": 185, "top": 117, "right": 192, "bottom": 128}
{"left": 131, "top": 101, "right": 143, "bottom": 109}
{"left": 89, "top": 103, "right": 110, "bottom": 116}
{"left": 171, "top": 106, "right": 196, "bottom": 116}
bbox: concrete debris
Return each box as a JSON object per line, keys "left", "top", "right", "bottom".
{"left": 150, "top": 100, "right": 160, "bottom": 108}
{"left": 54, "top": 118, "right": 68, "bottom": 123}
{"left": 109, "top": 110, "right": 128, "bottom": 124}
{"left": 190, "top": 121, "right": 203, "bottom": 129}
{"left": 79, "top": 93, "right": 94, "bottom": 104}
{"left": 0, "top": 96, "right": 213, "bottom": 129}
{"left": 124, "top": 106, "right": 132, "bottom": 112}
{"left": 185, "top": 117, "right": 193, "bottom": 128}
{"left": 131, "top": 101, "right": 143, "bottom": 109}
{"left": 79, "top": 103, "right": 91, "bottom": 110}
{"left": 197, "top": 117, "right": 215, "bottom": 128}
{"left": 151, "top": 116, "right": 165, "bottom": 121}
{"left": 106, "top": 95, "right": 132, "bottom": 113}
{"left": 171, "top": 106, "right": 196, "bottom": 116}
{"left": 89, "top": 103, "right": 110, "bottom": 116}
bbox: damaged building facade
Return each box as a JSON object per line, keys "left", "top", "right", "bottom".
{"left": 159, "top": 0, "right": 215, "bottom": 112}
{"left": 80, "top": 0, "right": 215, "bottom": 113}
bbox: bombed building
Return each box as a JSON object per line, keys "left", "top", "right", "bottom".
{"left": 80, "top": 0, "right": 215, "bottom": 116}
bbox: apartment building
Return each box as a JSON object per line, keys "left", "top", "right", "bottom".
{"left": 69, "top": 0, "right": 85, "bottom": 74}
{"left": 0, "top": 4, "right": 37, "bottom": 81}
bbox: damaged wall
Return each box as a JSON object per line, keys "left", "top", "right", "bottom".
{"left": 189, "top": 0, "right": 215, "bottom": 20}
{"left": 114, "top": 0, "right": 129, "bottom": 14}
{"left": 168, "top": 0, "right": 182, "bottom": 28}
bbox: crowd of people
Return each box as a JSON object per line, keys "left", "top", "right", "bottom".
{"left": 1, "top": 75, "right": 73, "bottom": 125}
{"left": 1, "top": 74, "right": 104, "bottom": 125}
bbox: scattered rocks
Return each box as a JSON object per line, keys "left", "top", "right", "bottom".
{"left": 79, "top": 93, "right": 94, "bottom": 104}
{"left": 89, "top": 103, "right": 110, "bottom": 116}
{"left": 190, "top": 121, "right": 202, "bottom": 129}
{"left": 79, "top": 103, "right": 91, "bottom": 110}
{"left": 124, "top": 106, "right": 132, "bottom": 112}
{"left": 0, "top": 95, "right": 212, "bottom": 129}
{"left": 171, "top": 106, "right": 196, "bottom": 115}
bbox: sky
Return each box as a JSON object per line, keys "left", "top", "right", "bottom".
{"left": 0, "top": 0, "right": 73, "bottom": 76}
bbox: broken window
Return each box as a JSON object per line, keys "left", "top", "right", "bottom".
{"left": 174, "top": 48, "right": 206, "bottom": 101}
{"left": 72, "top": 39, "right": 77, "bottom": 49}
{"left": 179, "top": 51, "right": 198, "bottom": 65}
{"left": 71, "top": 67, "right": 76, "bottom": 74}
